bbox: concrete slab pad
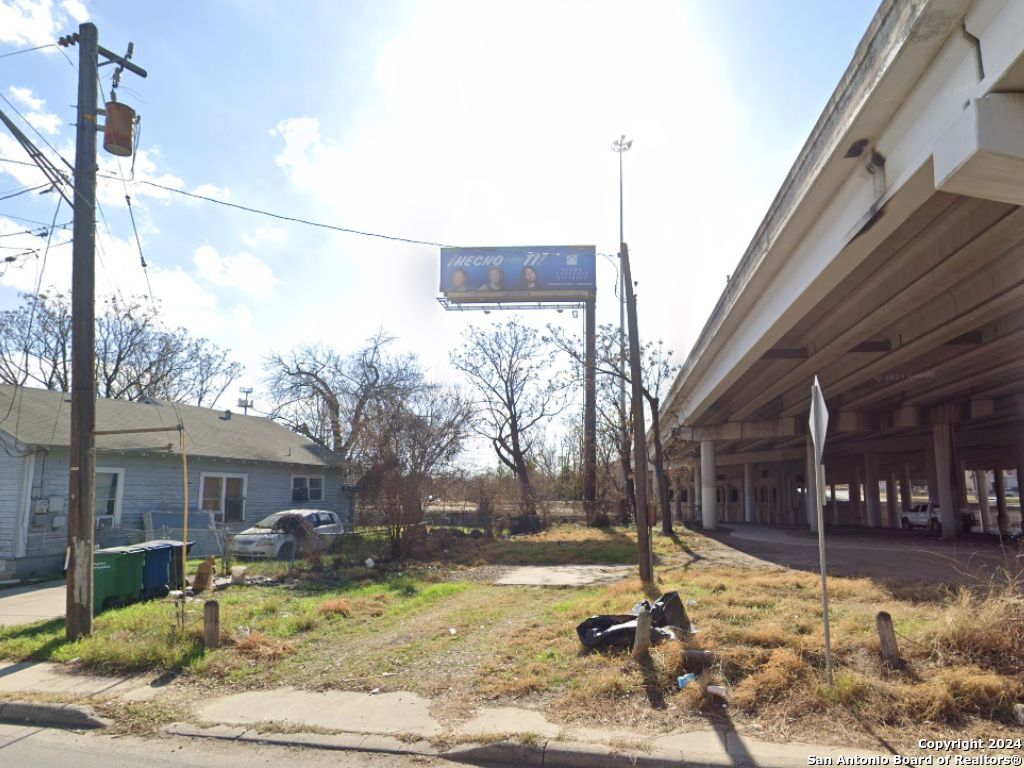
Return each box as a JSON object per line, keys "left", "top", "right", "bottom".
{"left": 455, "top": 706, "right": 560, "bottom": 739}
{"left": 0, "top": 581, "right": 65, "bottom": 628}
{"left": 195, "top": 687, "right": 441, "bottom": 738}
{"left": 0, "top": 661, "right": 139, "bottom": 698}
{"left": 494, "top": 565, "right": 634, "bottom": 587}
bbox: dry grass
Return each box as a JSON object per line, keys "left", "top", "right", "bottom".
{"left": 468, "top": 560, "right": 1024, "bottom": 749}
{"left": 317, "top": 598, "right": 353, "bottom": 617}
{"left": 228, "top": 631, "right": 296, "bottom": 660}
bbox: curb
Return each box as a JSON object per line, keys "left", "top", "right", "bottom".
{"left": 165, "top": 725, "right": 791, "bottom": 768}
{"left": 164, "top": 723, "right": 437, "bottom": 758}
{"left": 0, "top": 700, "right": 111, "bottom": 730}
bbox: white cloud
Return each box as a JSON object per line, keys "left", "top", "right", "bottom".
{"left": 192, "top": 244, "right": 281, "bottom": 296}
{"left": 25, "top": 110, "right": 61, "bottom": 135}
{"left": 0, "top": 0, "right": 88, "bottom": 47}
{"left": 268, "top": 0, "right": 762, "bottom": 376}
{"left": 8, "top": 86, "right": 44, "bottom": 111}
{"left": 61, "top": 0, "right": 87, "bottom": 23}
{"left": 241, "top": 226, "right": 288, "bottom": 249}
{"left": 191, "top": 182, "right": 231, "bottom": 200}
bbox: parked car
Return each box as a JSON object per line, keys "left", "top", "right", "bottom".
{"left": 901, "top": 503, "right": 980, "bottom": 534}
{"left": 233, "top": 509, "right": 344, "bottom": 560}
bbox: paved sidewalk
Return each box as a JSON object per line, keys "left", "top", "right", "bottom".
{"left": 0, "top": 664, "right": 890, "bottom": 767}
{"left": 0, "top": 581, "right": 65, "bottom": 628}
{"left": 0, "top": 660, "right": 164, "bottom": 702}
{"left": 185, "top": 688, "right": 888, "bottom": 768}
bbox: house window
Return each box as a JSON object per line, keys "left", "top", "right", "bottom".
{"left": 292, "top": 475, "right": 324, "bottom": 503}
{"left": 95, "top": 468, "right": 124, "bottom": 528}
{"left": 199, "top": 473, "right": 247, "bottom": 523}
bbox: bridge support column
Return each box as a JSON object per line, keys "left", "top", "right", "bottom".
{"left": 886, "top": 473, "right": 898, "bottom": 527}
{"left": 974, "top": 470, "right": 992, "bottom": 534}
{"left": 900, "top": 464, "right": 912, "bottom": 512}
{"left": 830, "top": 483, "right": 838, "bottom": 526}
{"left": 743, "top": 463, "right": 754, "bottom": 523}
{"left": 693, "top": 461, "right": 702, "bottom": 524}
{"left": 994, "top": 469, "right": 1009, "bottom": 536}
{"left": 932, "top": 423, "right": 958, "bottom": 539}
{"left": 700, "top": 441, "right": 717, "bottom": 531}
{"left": 851, "top": 469, "right": 862, "bottom": 524}
{"left": 865, "top": 450, "right": 882, "bottom": 528}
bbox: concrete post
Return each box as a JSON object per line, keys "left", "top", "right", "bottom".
{"left": 830, "top": 483, "right": 838, "bottom": 526}
{"left": 743, "top": 463, "right": 754, "bottom": 524}
{"left": 932, "top": 423, "right": 958, "bottom": 539}
{"left": 700, "top": 440, "right": 717, "bottom": 531}
{"left": 900, "top": 464, "right": 912, "bottom": 511}
{"left": 805, "top": 436, "right": 819, "bottom": 532}
{"left": 974, "top": 470, "right": 992, "bottom": 534}
{"left": 864, "top": 450, "right": 882, "bottom": 528}
{"left": 694, "top": 461, "right": 702, "bottom": 523}
{"left": 994, "top": 469, "right": 1009, "bottom": 536}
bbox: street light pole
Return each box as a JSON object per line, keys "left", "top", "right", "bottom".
{"left": 612, "top": 135, "right": 633, "bottom": 520}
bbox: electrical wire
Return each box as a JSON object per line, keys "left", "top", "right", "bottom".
{"left": 0, "top": 43, "right": 57, "bottom": 60}
{"left": 136, "top": 178, "right": 453, "bottom": 247}
{"left": 0, "top": 93, "right": 73, "bottom": 172}
{"left": 0, "top": 197, "right": 63, "bottom": 434}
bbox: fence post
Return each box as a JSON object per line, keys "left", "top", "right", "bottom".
{"left": 875, "top": 611, "right": 902, "bottom": 667}
{"left": 203, "top": 600, "right": 221, "bottom": 649}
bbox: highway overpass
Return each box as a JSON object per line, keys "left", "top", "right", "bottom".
{"left": 659, "top": 0, "right": 1024, "bottom": 539}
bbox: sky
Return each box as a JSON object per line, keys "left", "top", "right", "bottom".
{"left": 0, "top": 0, "right": 879, "bottom": 443}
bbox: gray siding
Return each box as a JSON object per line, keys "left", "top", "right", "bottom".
{"left": 23, "top": 449, "right": 351, "bottom": 562}
{"left": 0, "top": 440, "right": 26, "bottom": 561}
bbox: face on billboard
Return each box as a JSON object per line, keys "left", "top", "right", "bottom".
{"left": 439, "top": 245, "right": 596, "bottom": 302}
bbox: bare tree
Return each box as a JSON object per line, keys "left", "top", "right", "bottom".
{"left": 361, "top": 380, "right": 473, "bottom": 558}
{"left": 549, "top": 322, "right": 678, "bottom": 533}
{"left": 0, "top": 291, "right": 242, "bottom": 406}
{"left": 451, "top": 319, "right": 566, "bottom": 518}
{"left": 264, "top": 333, "right": 420, "bottom": 464}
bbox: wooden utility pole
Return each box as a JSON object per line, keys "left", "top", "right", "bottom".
{"left": 621, "top": 243, "right": 653, "bottom": 583}
{"left": 66, "top": 21, "right": 100, "bottom": 640}
{"left": 583, "top": 297, "right": 597, "bottom": 525}
{"left": 61, "top": 23, "right": 147, "bottom": 640}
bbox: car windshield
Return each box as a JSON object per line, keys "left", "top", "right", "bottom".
{"left": 254, "top": 512, "right": 289, "bottom": 529}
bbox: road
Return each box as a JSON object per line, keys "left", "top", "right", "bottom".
{"left": 0, "top": 724, "right": 475, "bottom": 768}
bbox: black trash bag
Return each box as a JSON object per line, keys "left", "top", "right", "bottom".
{"left": 651, "top": 591, "right": 690, "bottom": 631}
{"left": 576, "top": 613, "right": 676, "bottom": 650}
{"left": 577, "top": 591, "right": 689, "bottom": 650}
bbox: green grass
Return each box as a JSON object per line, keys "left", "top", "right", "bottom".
{"left": 0, "top": 570, "right": 471, "bottom": 675}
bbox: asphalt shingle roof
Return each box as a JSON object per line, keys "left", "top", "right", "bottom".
{"left": 0, "top": 385, "right": 338, "bottom": 468}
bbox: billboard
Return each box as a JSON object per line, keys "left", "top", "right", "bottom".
{"left": 439, "top": 245, "right": 596, "bottom": 303}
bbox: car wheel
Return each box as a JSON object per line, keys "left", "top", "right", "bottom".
{"left": 929, "top": 519, "right": 941, "bottom": 536}
{"left": 277, "top": 542, "right": 295, "bottom": 561}
{"left": 901, "top": 517, "right": 911, "bottom": 530}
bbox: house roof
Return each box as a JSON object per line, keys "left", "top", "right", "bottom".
{"left": 0, "top": 385, "right": 339, "bottom": 468}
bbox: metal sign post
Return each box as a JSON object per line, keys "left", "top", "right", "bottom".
{"left": 809, "top": 376, "right": 834, "bottom": 685}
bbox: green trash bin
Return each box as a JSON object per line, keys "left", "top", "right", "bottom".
{"left": 93, "top": 545, "right": 145, "bottom": 612}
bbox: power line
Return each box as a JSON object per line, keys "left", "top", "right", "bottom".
{"left": 0, "top": 197, "right": 63, "bottom": 429}
{"left": 136, "top": 178, "right": 453, "bottom": 248}
{"left": 0, "top": 43, "right": 57, "bottom": 60}
{"left": 0, "top": 93, "right": 73, "bottom": 172}
{"left": 1, "top": 157, "right": 454, "bottom": 248}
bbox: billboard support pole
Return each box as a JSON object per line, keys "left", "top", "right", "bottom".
{"left": 621, "top": 243, "right": 653, "bottom": 584}
{"left": 583, "top": 297, "right": 597, "bottom": 526}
